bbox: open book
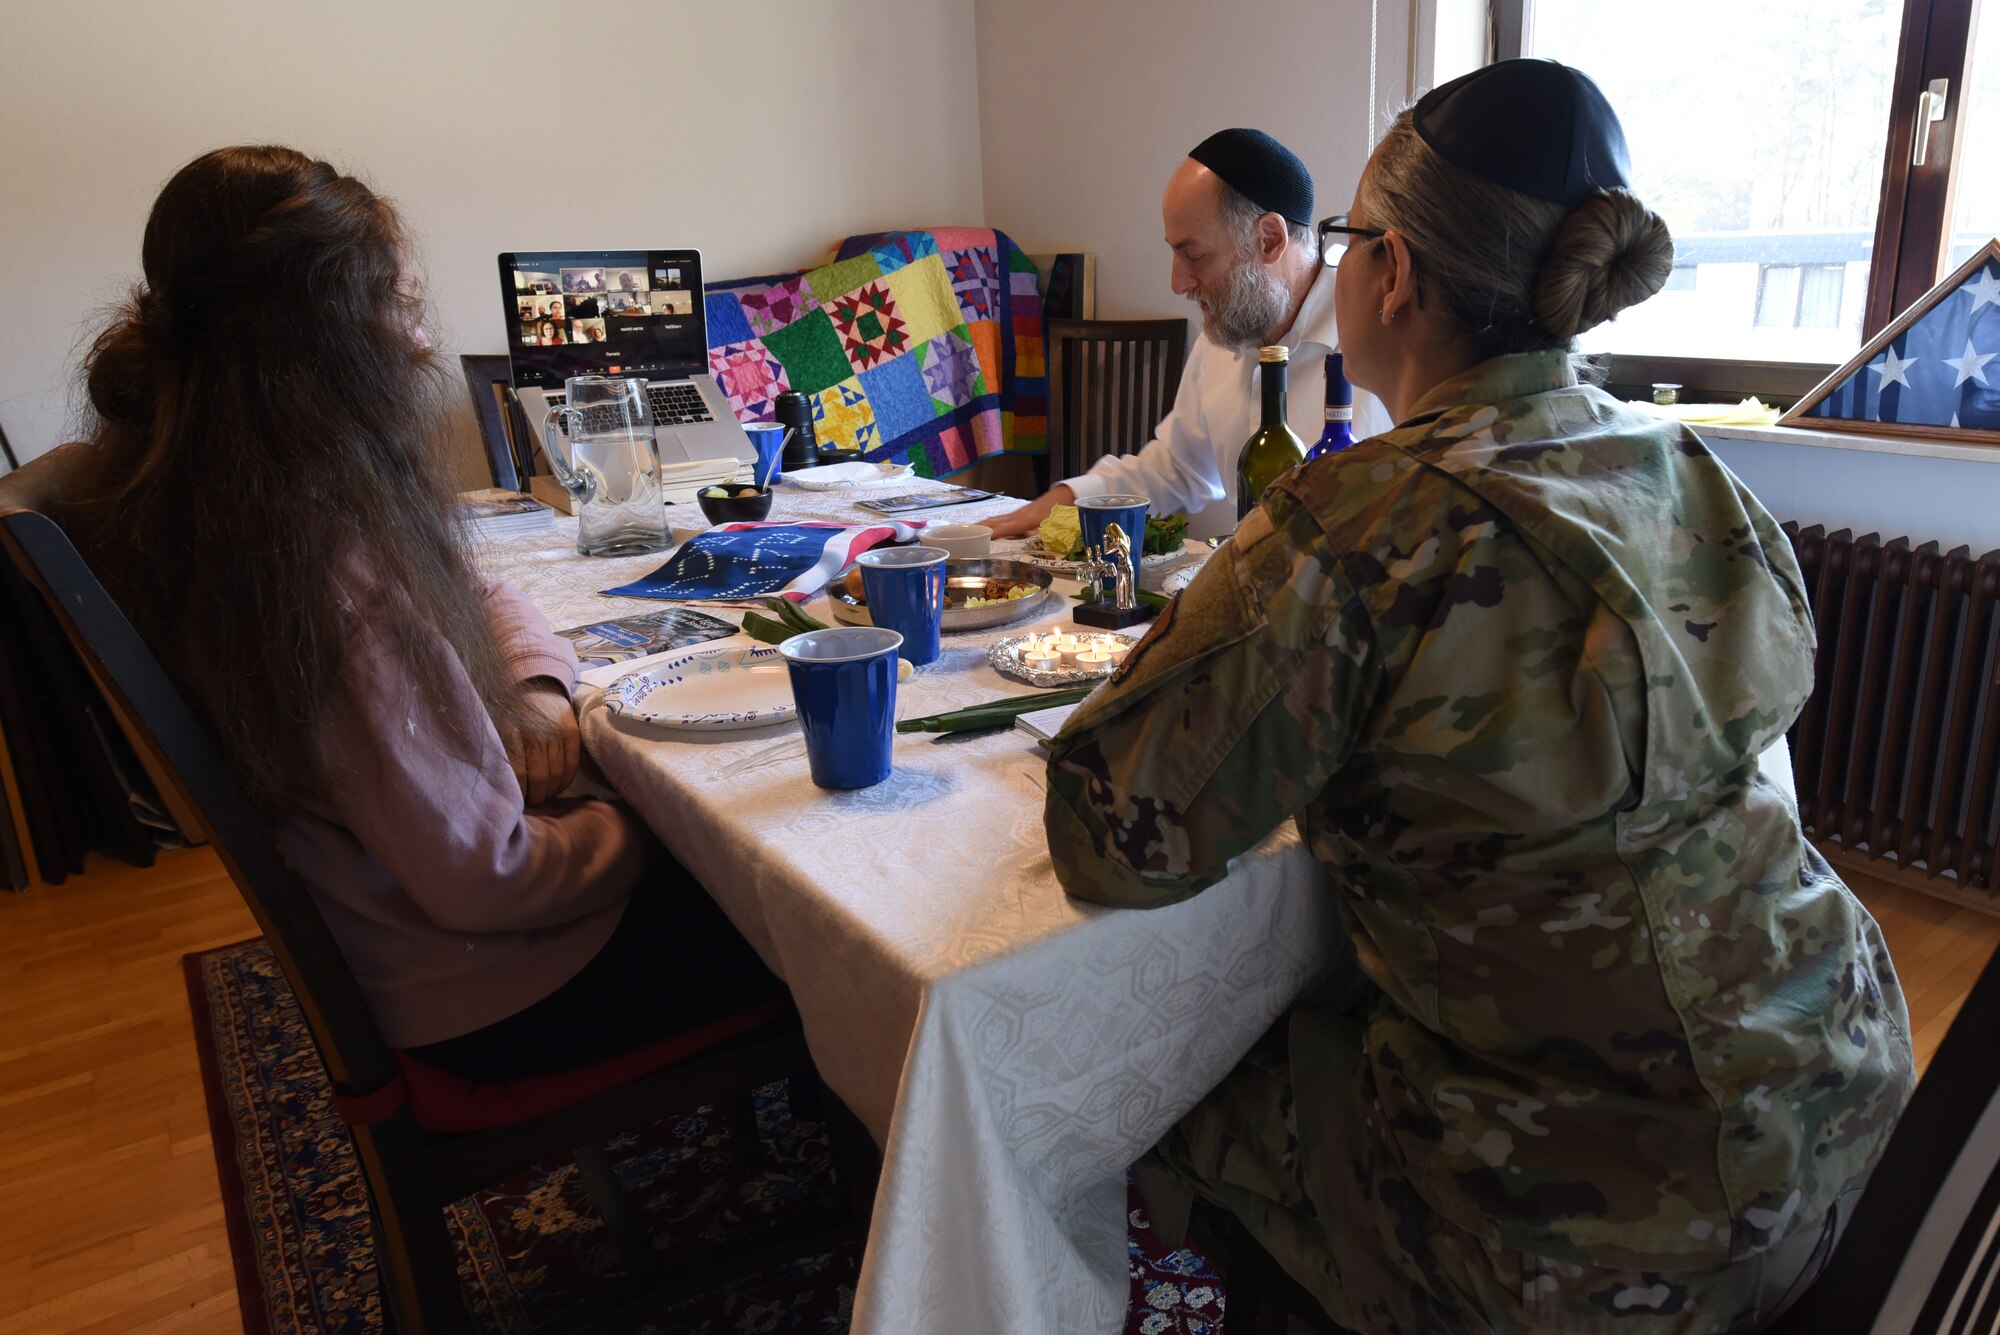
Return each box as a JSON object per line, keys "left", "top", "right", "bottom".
{"left": 456, "top": 488, "right": 555, "bottom": 537}
{"left": 556, "top": 608, "right": 737, "bottom": 673}
{"left": 1013, "top": 702, "right": 1080, "bottom": 743}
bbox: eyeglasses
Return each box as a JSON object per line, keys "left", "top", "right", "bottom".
{"left": 1318, "top": 214, "right": 1387, "bottom": 268}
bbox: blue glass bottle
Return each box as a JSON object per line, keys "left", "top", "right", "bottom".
{"left": 1305, "top": 352, "right": 1355, "bottom": 461}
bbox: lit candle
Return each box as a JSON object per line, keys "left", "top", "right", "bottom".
{"left": 1103, "top": 643, "right": 1129, "bottom": 664}
{"left": 1074, "top": 649, "right": 1114, "bottom": 670}
{"left": 1021, "top": 645, "right": 1061, "bottom": 671}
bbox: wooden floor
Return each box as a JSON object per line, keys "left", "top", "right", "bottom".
{"left": 0, "top": 848, "right": 1994, "bottom": 1335}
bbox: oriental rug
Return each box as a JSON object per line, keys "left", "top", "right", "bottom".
{"left": 187, "top": 938, "right": 1227, "bottom": 1334}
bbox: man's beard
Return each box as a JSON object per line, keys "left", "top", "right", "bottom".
{"left": 1195, "top": 257, "right": 1290, "bottom": 351}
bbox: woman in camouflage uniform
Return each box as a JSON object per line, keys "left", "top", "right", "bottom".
{"left": 1043, "top": 60, "right": 1912, "bottom": 1335}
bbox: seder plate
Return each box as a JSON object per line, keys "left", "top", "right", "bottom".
{"left": 1012, "top": 536, "right": 1199, "bottom": 577}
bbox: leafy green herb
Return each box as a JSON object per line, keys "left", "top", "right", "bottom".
{"left": 1142, "top": 512, "right": 1190, "bottom": 556}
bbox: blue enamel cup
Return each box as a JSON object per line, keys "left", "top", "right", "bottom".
{"left": 777, "top": 627, "right": 903, "bottom": 790}
{"left": 856, "top": 545, "right": 949, "bottom": 666}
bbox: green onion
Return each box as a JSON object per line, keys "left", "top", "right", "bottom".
{"left": 740, "top": 612, "right": 798, "bottom": 646}
{"left": 896, "top": 685, "right": 1097, "bottom": 735}
{"left": 764, "top": 597, "right": 828, "bottom": 633}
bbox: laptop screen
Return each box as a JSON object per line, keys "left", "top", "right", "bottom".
{"left": 499, "top": 249, "right": 706, "bottom": 389}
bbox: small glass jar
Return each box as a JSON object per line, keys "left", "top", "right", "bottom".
{"left": 1652, "top": 383, "right": 1682, "bottom": 406}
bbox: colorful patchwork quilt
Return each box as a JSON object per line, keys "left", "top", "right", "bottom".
{"left": 705, "top": 229, "right": 1047, "bottom": 480}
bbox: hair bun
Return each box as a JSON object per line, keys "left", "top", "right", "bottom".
{"left": 84, "top": 287, "right": 178, "bottom": 426}
{"left": 1533, "top": 189, "right": 1674, "bottom": 342}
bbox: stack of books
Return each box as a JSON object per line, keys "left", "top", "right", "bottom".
{"left": 456, "top": 488, "right": 556, "bottom": 538}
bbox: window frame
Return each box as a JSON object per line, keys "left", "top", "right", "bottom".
{"left": 1499, "top": 0, "right": 1983, "bottom": 408}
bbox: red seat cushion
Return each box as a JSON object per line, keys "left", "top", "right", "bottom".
{"left": 336, "top": 999, "right": 791, "bottom": 1135}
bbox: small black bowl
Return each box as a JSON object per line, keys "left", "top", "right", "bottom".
{"left": 696, "top": 483, "right": 774, "bottom": 524}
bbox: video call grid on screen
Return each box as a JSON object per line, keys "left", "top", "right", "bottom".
{"left": 501, "top": 249, "right": 705, "bottom": 388}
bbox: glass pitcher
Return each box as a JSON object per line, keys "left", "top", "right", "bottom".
{"left": 541, "top": 375, "right": 670, "bottom": 557}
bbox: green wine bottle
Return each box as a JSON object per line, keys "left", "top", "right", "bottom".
{"left": 1236, "top": 345, "right": 1307, "bottom": 520}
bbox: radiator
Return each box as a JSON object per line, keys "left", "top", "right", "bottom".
{"left": 1784, "top": 523, "right": 2000, "bottom": 896}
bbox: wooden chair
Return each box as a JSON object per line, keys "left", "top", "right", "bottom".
{"left": 1223, "top": 939, "right": 2000, "bottom": 1334}
{"left": 458, "top": 354, "right": 537, "bottom": 490}
{"left": 1044, "top": 318, "right": 1187, "bottom": 486}
{"left": 0, "top": 508, "right": 875, "bottom": 1334}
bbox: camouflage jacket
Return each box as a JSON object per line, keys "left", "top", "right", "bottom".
{"left": 1045, "top": 350, "right": 1913, "bottom": 1270}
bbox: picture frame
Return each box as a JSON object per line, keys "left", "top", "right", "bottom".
{"left": 1779, "top": 237, "right": 2000, "bottom": 447}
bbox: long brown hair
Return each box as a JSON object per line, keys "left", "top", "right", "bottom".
{"left": 63, "top": 144, "right": 539, "bottom": 811}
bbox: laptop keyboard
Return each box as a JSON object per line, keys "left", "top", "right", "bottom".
{"left": 648, "top": 383, "right": 714, "bottom": 425}
{"left": 541, "top": 382, "right": 715, "bottom": 426}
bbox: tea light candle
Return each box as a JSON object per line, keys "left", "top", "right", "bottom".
{"left": 1020, "top": 645, "right": 1061, "bottom": 671}
{"left": 1074, "top": 649, "right": 1115, "bottom": 671}
{"left": 1103, "top": 643, "right": 1130, "bottom": 664}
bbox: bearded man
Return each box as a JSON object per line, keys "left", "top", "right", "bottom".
{"left": 990, "top": 128, "right": 1391, "bottom": 540}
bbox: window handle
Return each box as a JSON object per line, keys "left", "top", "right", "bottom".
{"left": 1913, "top": 78, "right": 1950, "bottom": 166}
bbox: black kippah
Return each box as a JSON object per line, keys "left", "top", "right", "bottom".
{"left": 1412, "top": 59, "right": 1631, "bottom": 205}
{"left": 1187, "top": 128, "right": 1314, "bottom": 228}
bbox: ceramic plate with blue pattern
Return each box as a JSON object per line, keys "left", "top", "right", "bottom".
{"left": 603, "top": 643, "right": 796, "bottom": 731}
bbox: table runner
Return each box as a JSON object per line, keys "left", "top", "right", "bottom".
{"left": 601, "top": 519, "right": 925, "bottom": 601}
{"left": 472, "top": 487, "right": 1338, "bottom": 1335}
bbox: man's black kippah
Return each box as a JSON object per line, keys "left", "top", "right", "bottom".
{"left": 1187, "top": 128, "right": 1314, "bottom": 228}
{"left": 1412, "top": 59, "right": 1631, "bottom": 206}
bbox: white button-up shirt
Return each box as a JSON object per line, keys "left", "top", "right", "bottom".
{"left": 1062, "top": 263, "right": 1393, "bottom": 539}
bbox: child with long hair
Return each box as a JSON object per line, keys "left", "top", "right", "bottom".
{"left": 0, "top": 145, "right": 779, "bottom": 1078}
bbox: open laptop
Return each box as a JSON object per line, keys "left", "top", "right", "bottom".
{"left": 498, "top": 248, "right": 755, "bottom": 468}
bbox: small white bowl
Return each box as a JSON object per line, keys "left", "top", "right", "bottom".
{"left": 927, "top": 523, "right": 992, "bottom": 558}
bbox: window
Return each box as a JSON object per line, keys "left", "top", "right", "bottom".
{"left": 1757, "top": 267, "right": 1804, "bottom": 329}
{"left": 1797, "top": 265, "right": 1845, "bottom": 328}
{"left": 1755, "top": 264, "right": 1848, "bottom": 329}
{"left": 1512, "top": 0, "right": 1994, "bottom": 396}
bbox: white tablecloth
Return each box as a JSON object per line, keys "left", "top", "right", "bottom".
{"left": 474, "top": 481, "right": 1340, "bottom": 1335}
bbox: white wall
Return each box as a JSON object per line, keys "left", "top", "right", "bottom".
{"left": 0, "top": 0, "right": 986, "bottom": 466}
{"left": 1705, "top": 431, "right": 2000, "bottom": 555}
{"left": 973, "top": 0, "right": 1412, "bottom": 322}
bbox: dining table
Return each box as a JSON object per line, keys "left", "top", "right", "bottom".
{"left": 471, "top": 472, "right": 1345, "bottom": 1335}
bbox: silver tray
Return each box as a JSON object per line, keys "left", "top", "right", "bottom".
{"left": 988, "top": 629, "right": 1141, "bottom": 686}
{"left": 825, "top": 558, "right": 1055, "bottom": 632}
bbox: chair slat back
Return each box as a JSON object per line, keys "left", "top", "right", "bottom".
{"left": 0, "top": 510, "right": 396, "bottom": 1096}
{"left": 1046, "top": 319, "right": 1188, "bottom": 481}
{"left": 459, "top": 354, "right": 522, "bottom": 491}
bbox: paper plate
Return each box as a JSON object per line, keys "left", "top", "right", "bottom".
{"left": 603, "top": 643, "right": 795, "bottom": 731}
{"left": 782, "top": 460, "right": 915, "bottom": 491}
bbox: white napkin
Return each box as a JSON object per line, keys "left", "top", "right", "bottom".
{"left": 783, "top": 460, "right": 913, "bottom": 490}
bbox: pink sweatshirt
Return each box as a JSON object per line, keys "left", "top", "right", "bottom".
{"left": 274, "top": 575, "right": 645, "bottom": 1049}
